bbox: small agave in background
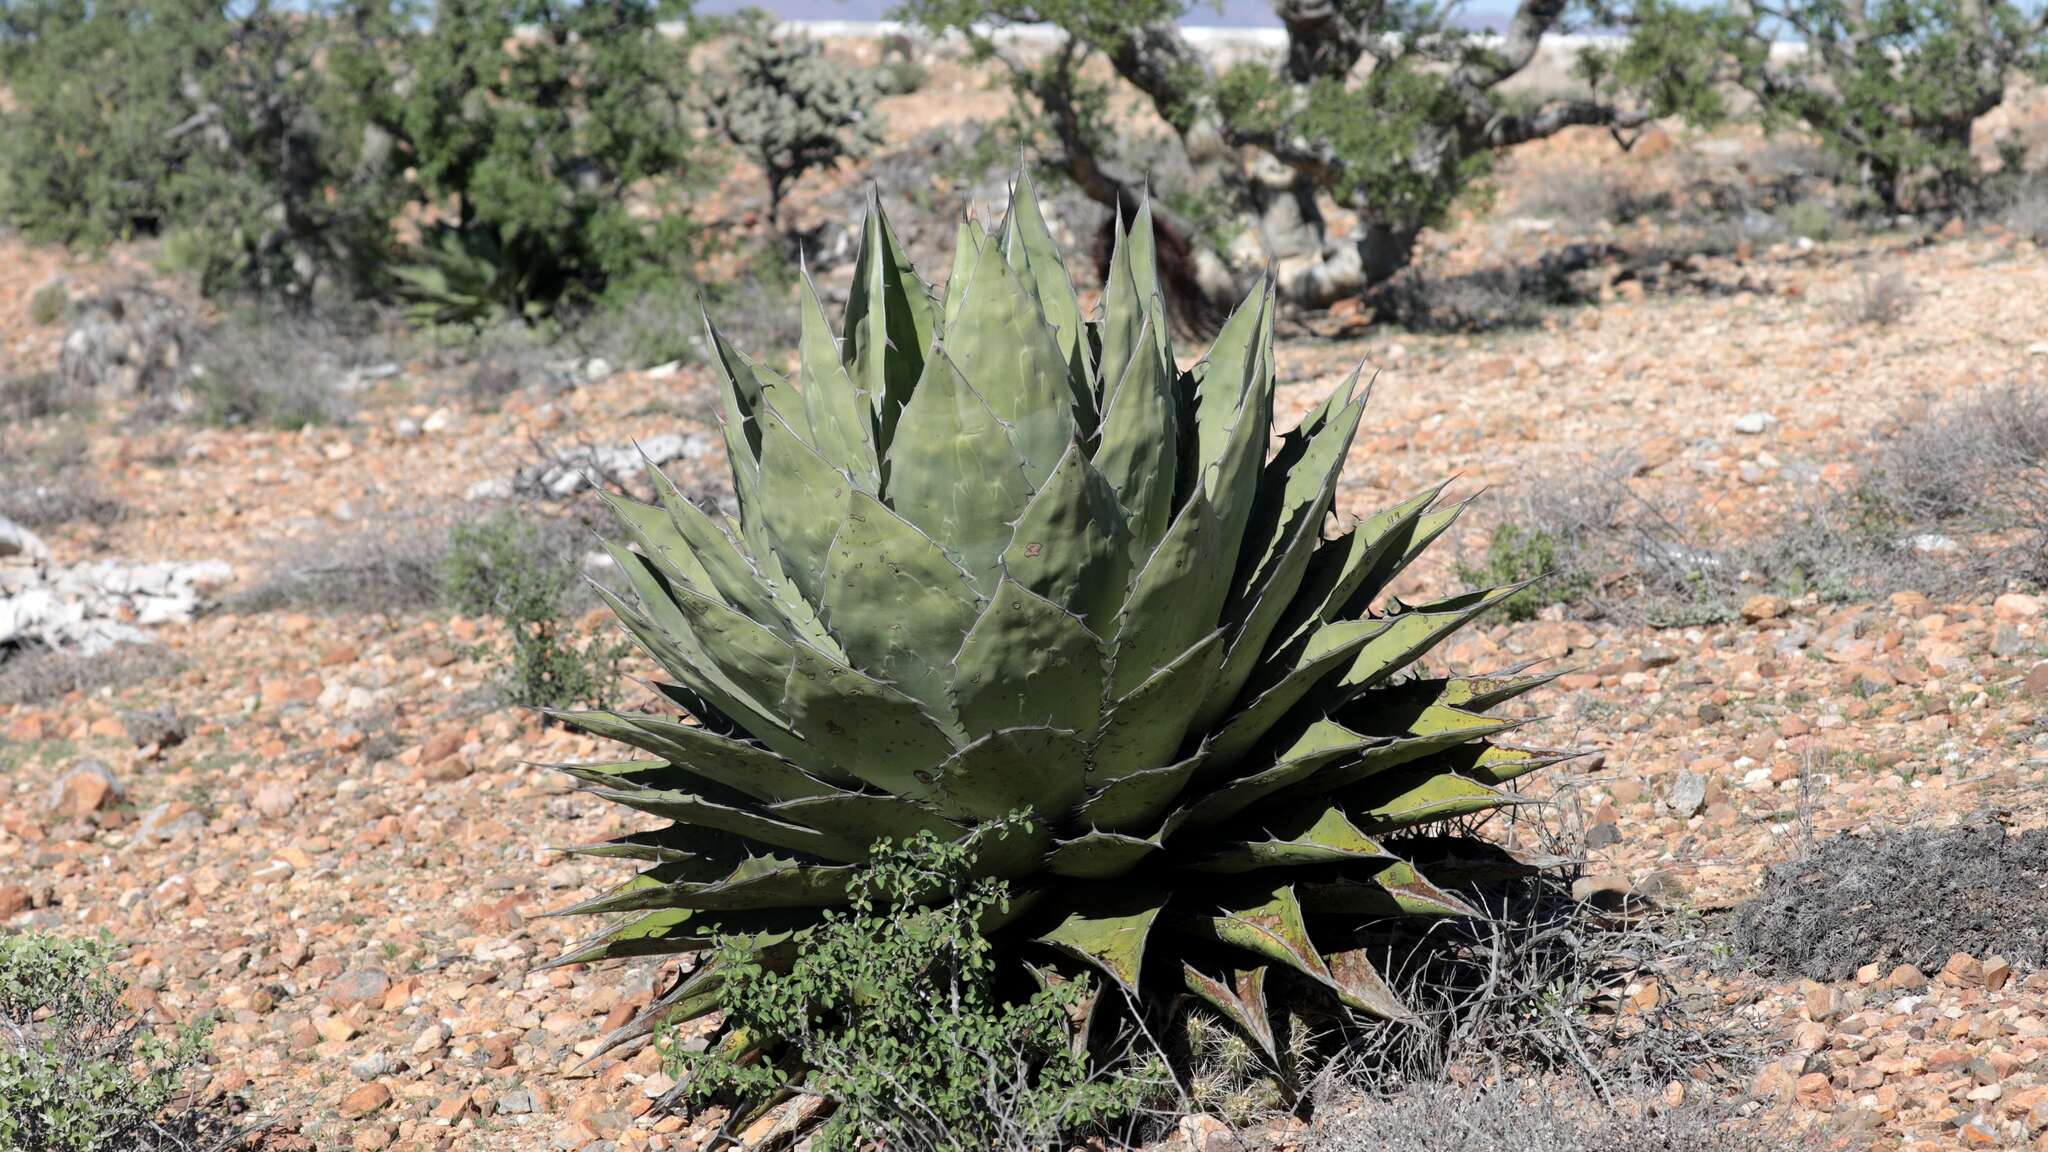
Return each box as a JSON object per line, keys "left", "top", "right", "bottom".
{"left": 541, "top": 174, "right": 1569, "bottom": 1090}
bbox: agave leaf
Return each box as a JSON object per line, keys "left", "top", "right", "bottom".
{"left": 1461, "top": 743, "right": 1581, "bottom": 786}
{"left": 1298, "top": 860, "right": 1478, "bottom": 918}
{"left": 1076, "top": 751, "right": 1205, "bottom": 833}
{"left": 1000, "top": 171, "right": 1092, "bottom": 405}
{"left": 1093, "top": 318, "right": 1178, "bottom": 560}
{"left": 598, "top": 546, "right": 792, "bottom": 741}
{"left": 1343, "top": 765, "right": 1520, "bottom": 834}
{"left": 573, "top": 855, "right": 859, "bottom": 915}
{"left": 1335, "top": 583, "right": 1531, "bottom": 694}
{"left": 1109, "top": 493, "right": 1230, "bottom": 694}
{"left": 942, "top": 216, "right": 984, "bottom": 325}
{"left": 586, "top": 784, "right": 847, "bottom": 860}
{"left": 1193, "top": 391, "right": 1368, "bottom": 729}
{"left": 1182, "top": 963, "right": 1277, "bottom": 1063}
{"left": 1198, "top": 290, "right": 1277, "bottom": 562}
{"left": 949, "top": 579, "right": 1107, "bottom": 741}
{"left": 946, "top": 240, "right": 1081, "bottom": 488}
{"left": 1035, "top": 885, "right": 1169, "bottom": 994}
{"left": 797, "top": 274, "right": 881, "bottom": 489}
{"left": 999, "top": 443, "right": 1133, "bottom": 637}
{"left": 1438, "top": 664, "right": 1567, "bottom": 711}
{"left": 550, "top": 709, "right": 850, "bottom": 798}
{"left": 1191, "top": 282, "right": 1267, "bottom": 478}
{"left": 1181, "top": 884, "right": 1409, "bottom": 1019}
{"left": 781, "top": 643, "right": 961, "bottom": 796}
{"left": 1340, "top": 499, "right": 1471, "bottom": 619}
{"left": 882, "top": 348, "right": 1035, "bottom": 594}
{"left": 817, "top": 490, "right": 982, "bottom": 722}
{"left": 843, "top": 193, "right": 933, "bottom": 449}
{"left": 641, "top": 459, "right": 844, "bottom": 660}
{"left": 1095, "top": 211, "right": 1144, "bottom": 415}
{"left": 919, "top": 726, "right": 1090, "bottom": 823}
{"left": 1186, "top": 802, "right": 1392, "bottom": 874}
{"left": 1090, "top": 630, "right": 1225, "bottom": 783}
{"left": 1203, "top": 618, "right": 1392, "bottom": 766}
{"left": 1232, "top": 368, "right": 1366, "bottom": 604}
{"left": 768, "top": 793, "right": 968, "bottom": 861}
{"left": 754, "top": 405, "right": 855, "bottom": 603}
{"left": 1123, "top": 199, "right": 1175, "bottom": 367}
{"left": 1268, "top": 482, "right": 1449, "bottom": 652}
{"left": 1044, "top": 830, "right": 1163, "bottom": 879}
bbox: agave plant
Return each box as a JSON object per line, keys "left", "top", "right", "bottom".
{"left": 549, "top": 176, "right": 1566, "bottom": 1070}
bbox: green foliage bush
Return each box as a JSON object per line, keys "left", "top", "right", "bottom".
{"left": 709, "top": 14, "right": 883, "bottom": 229}
{"left": 0, "top": 932, "right": 212, "bottom": 1152}
{"left": 384, "top": 0, "right": 711, "bottom": 326}
{"left": 441, "top": 512, "right": 626, "bottom": 710}
{"left": 1, "top": 0, "right": 714, "bottom": 321}
{"left": 1457, "top": 524, "right": 1586, "bottom": 623}
{"left": 0, "top": 0, "right": 403, "bottom": 303}
{"left": 668, "top": 826, "right": 1161, "bottom": 1151}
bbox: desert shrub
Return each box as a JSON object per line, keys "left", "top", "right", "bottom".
{"left": 669, "top": 826, "right": 1163, "bottom": 1151}
{"left": 224, "top": 511, "right": 450, "bottom": 614}
{"left": 440, "top": 511, "right": 626, "bottom": 709}
{"left": 0, "top": 644, "right": 180, "bottom": 708}
{"left": 0, "top": 431, "right": 123, "bottom": 528}
{"left": 1777, "top": 200, "right": 1838, "bottom": 243}
{"left": 385, "top": 0, "right": 709, "bottom": 327}
{"left": 572, "top": 248, "right": 802, "bottom": 371}
{"left": 1340, "top": 814, "right": 1752, "bottom": 1096}
{"left": 26, "top": 283, "right": 67, "bottom": 328}
{"left": 186, "top": 310, "right": 380, "bottom": 429}
{"left": 1458, "top": 524, "right": 1589, "bottom": 622}
{"left": 2004, "top": 173, "right": 2048, "bottom": 245}
{"left": 1735, "top": 818, "right": 2048, "bottom": 981}
{"left": 1837, "top": 269, "right": 1918, "bottom": 326}
{"left": 1852, "top": 381, "right": 2048, "bottom": 579}
{"left": 709, "top": 14, "right": 883, "bottom": 230}
{"left": 0, "top": 373, "right": 82, "bottom": 424}
{"left": 0, "top": 931, "right": 214, "bottom": 1152}
{"left": 875, "top": 31, "right": 929, "bottom": 97}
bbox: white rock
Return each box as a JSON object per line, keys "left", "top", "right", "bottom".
{"left": 465, "top": 477, "right": 515, "bottom": 502}
{"left": 1733, "top": 411, "right": 1777, "bottom": 435}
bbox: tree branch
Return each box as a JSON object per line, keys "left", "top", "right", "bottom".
{"left": 1273, "top": 0, "right": 1369, "bottom": 82}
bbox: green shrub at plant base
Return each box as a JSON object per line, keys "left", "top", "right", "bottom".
{"left": 1457, "top": 524, "right": 1591, "bottom": 623}
{"left": 669, "top": 824, "right": 1162, "bottom": 1148}
{"left": 0, "top": 932, "right": 212, "bottom": 1152}
{"left": 537, "top": 177, "right": 1567, "bottom": 1114}
{"left": 441, "top": 513, "right": 627, "bottom": 710}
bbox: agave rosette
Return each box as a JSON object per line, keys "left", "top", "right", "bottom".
{"left": 548, "top": 176, "right": 1566, "bottom": 1063}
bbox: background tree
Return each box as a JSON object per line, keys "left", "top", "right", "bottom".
{"left": 707, "top": 13, "right": 884, "bottom": 233}
{"left": 0, "top": 0, "right": 401, "bottom": 302}
{"left": 1683, "top": 0, "right": 2048, "bottom": 213}
{"left": 901, "top": 0, "right": 1720, "bottom": 318}
{"left": 377, "top": 0, "right": 711, "bottom": 324}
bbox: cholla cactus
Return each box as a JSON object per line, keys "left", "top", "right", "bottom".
{"left": 711, "top": 19, "right": 883, "bottom": 229}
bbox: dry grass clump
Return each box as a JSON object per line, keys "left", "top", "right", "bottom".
{"left": 224, "top": 509, "right": 454, "bottom": 615}
{"left": 1835, "top": 269, "right": 1918, "bottom": 326}
{"left": 0, "top": 643, "right": 182, "bottom": 707}
{"left": 0, "top": 429, "right": 124, "bottom": 529}
{"left": 1853, "top": 381, "right": 2048, "bottom": 578}
{"left": 1734, "top": 817, "right": 2048, "bottom": 982}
